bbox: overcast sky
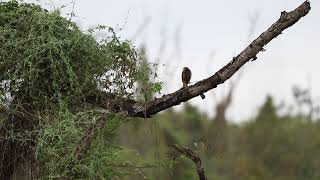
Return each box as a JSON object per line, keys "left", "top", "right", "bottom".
{"left": 24, "top": 0, "right": 320, "bottom": 122}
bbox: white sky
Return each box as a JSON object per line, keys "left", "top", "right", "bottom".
{"left": 23, "top": 0, "right": 320, "bottom": 122}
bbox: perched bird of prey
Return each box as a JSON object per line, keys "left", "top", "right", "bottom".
{"left": 182, "top": 67, "right": 192, "bottom": 87}
{"left": 181, "top": 67, "right": 205, "bottom": 99}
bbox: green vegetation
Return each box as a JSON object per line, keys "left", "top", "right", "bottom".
{"left": 0, "top": 1, "right": 319, "bottom": 179}
{"left": 0, "top": 1, "right": 161, "bottom": 179}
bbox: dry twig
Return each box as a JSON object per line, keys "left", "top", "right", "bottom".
{"left": 173, "top": 144, "right": 207, "bottom": 180}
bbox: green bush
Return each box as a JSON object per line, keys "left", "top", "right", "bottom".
{"left": 0, "top": 1, "right": 159, "bottom": 178}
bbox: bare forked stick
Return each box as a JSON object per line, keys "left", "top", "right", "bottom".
{"left": 173, "top": 144, "right": 207, "bottom": 180}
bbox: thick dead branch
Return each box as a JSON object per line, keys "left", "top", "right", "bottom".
{"left": 87, "top": 1, "right": 310, "bottom": 118}
{"left": 77, "top": 0, "right": 311, "bottom": 166}
{"left": 172, "top": 144, "right": 207, "bottom": 180}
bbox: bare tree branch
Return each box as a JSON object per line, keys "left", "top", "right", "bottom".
{"left": 87, "top": 1, "right": 311, "bottom": 118}
{"left": 172, "top": 144, "right": 207, "bottom": 180}
{"left": 77, "top": 1, "right": 311, "bottom": 165}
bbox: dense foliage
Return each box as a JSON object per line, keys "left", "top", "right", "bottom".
{"left": 0, "top": 1, "right": 141, "bottom": 107}
{"left": 0, "top": 1, "right": 160, "bottom": 179}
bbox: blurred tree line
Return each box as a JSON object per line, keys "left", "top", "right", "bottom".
{"left": 117, "top": 93, "right": 320, "bottom": 180}
{"left": 115, "top": 47, "right": 320, "bottom": 180}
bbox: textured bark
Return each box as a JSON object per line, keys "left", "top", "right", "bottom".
{"left": 87, "top": 1, "right": 311, "bottom": 118}
{"left": 173, "top": 145, "right": 207, "bottom": 180}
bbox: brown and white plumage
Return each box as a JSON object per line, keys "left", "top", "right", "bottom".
{"left": 182, "top": 67, "right": 192, "bottom": 87}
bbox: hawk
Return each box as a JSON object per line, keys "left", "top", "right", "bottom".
{"left": 182, "top": 67, "right": 192, "bottom": 87}
{"left": 181, "top": 67, "right": 205, "bottom": 99}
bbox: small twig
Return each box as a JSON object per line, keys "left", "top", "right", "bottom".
{"left": 172, "top": 144, "right": 207, "bottom": 180}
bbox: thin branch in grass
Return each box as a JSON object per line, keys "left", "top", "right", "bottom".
{"left": 73, "top": 116, "right": 108, "bottom": 160}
